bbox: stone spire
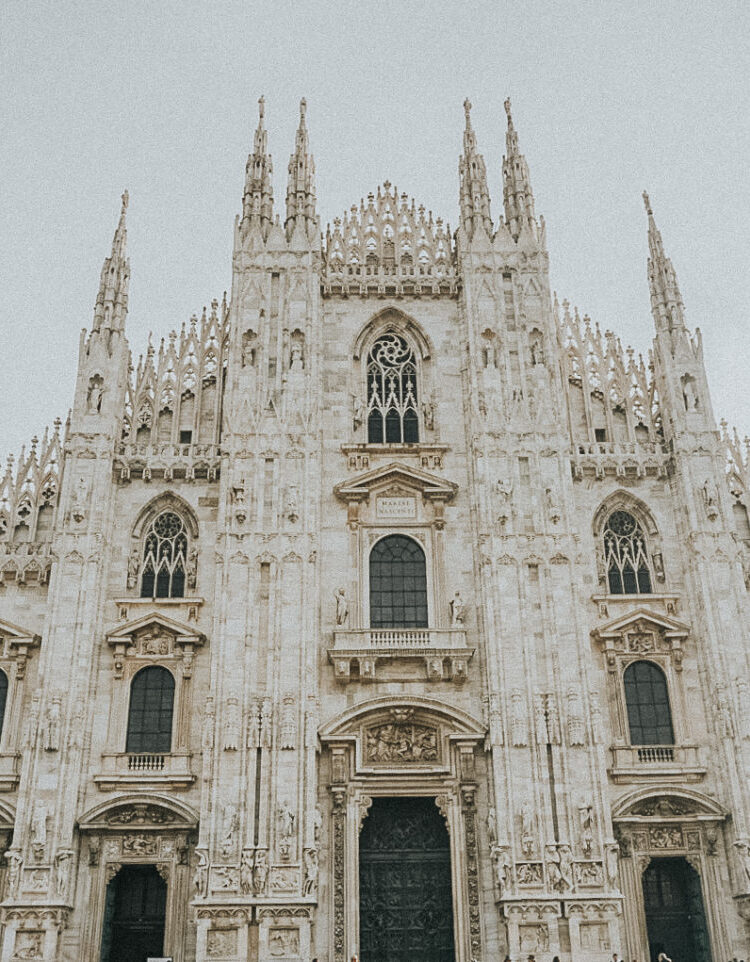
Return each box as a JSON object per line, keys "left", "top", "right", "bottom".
{"left": 241, "top": 96, "right": 274, "bottom": 236}
{"left": 643, "top": 191, "right": 685, "bottom": 334}
{"left": 92, "top": 191, "right": 130, "bottom": 334}
{"left": 458, "top": 98, "right": 492, "bottom": 240}
{"left": 502, "top": 98, "right": 538, "bottom": 243}
{"left": 285, "top": 98, "right": 318, "bottom": 241}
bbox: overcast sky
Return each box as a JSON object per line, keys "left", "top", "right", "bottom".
{"left": 2, "top": 0, "right": 748, "bottom": 462}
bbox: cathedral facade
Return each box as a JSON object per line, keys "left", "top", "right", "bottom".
{"left": 0, "top": 96, "right": 749, "bottom": 962}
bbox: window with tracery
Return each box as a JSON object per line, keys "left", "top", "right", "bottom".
{"left": 624, "top": 660, "right": 674, "bottom": 745}
{"left": 126, "top": 666, "right": 175, "bottom": 754}
{"left": 369, "top": 534, "right": 428, "bottom": 628}
{"left": 367, "top": 333, "right": 419, "bottom": 444}
{"left": 604, "top": 510, "right": 652, "bottom": 594}
{"left": 140, "top": 511, "right": 188, "bottom": 599}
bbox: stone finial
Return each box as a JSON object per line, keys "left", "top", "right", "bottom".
{"left": 258, "top": 95, "right": 265, "bottom": 122}
{"left": 463, "top": 98, "right": 472, "bottom": 124}
{"left": 121, "top": 190, "right": 129, "bottom": 214}
{"left": 642, "top": 190, "right": 652, "bottom": 215}
{"left": 300, "top": 97, "right": 307, "bottom": 123}
{"left": 504, "top": 97, "right": 513, "bottom": 124}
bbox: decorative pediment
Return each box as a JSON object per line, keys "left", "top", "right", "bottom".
{"left": 0, "top": 618, "right": 40, "bottom": 678}
{"left": 593, "top": 607, "right": 689, "bottom": 641}
{"left": 592, "top": 608, "right": 688, "bottom": 671}
{"left": 612, "top": 787, "right": 726, "bottom": 821}
{"left": 334, "top": 462, "right": 457, "bottom": 504}
{"left": 78, "top": 793, "right": 199, "bottom": 832}
{"left": 105, "top": 613, "right": 205, "bottom": 678}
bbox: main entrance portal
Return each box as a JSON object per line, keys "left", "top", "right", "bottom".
{"left": 643, "top": 857, "right": 712, "bottom": 962}
{"left": 100, "top": 864, "right": 167, "bottom": 962}
{"left": 359, "top": 796, "right": 455, "bottom": 962}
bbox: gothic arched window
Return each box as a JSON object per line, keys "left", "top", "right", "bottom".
{"left": 140, "top": 511, "right": 188, "bottom": 599}
{"left": 126, "top": 666, "right": 175, "bottom": 754}
{"left": 624, "top": 660, "right": 674, "bottom": 745}
{"left": 0, "top": 670, "right": 7, "bottom": 742}
{"left": 603, "top": 510, "right": 652, "bottom": 594}
{"left": 369, "top": 534, "right": 428, "bottom": 628}
{"left": 366, "top": 333, "right": 419, "bottom": 444}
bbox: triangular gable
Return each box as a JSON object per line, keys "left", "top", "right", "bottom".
{"left": 0, "top": 617, "right": 40, "bottom": 645}
{"left": 334, "top": 461, "right": 457, "bottom": 504}
{"left": 106, "top": 612, "right": 205, "bottom": 647}
{"left": 593, "top": 607, "right": 689, "bottom": 642}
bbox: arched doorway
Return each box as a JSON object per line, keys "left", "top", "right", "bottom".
{"left": 100, "top": 864, "right": 167, "bottom": 962}
{"left": 359, "top": 796, "right": 455, "bottom": 962}
{"left": 643, "top": 857, "right": 711, "bottom": 962}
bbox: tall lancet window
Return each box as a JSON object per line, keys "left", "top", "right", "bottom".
{"left": 367, "top": 333, "right": 419, "bottom": 444}
{"left": 604, "top": 510, "right": 652, "bottom": 594}
{"left": 140, "top": 511, "right": 188, "bottom": 599}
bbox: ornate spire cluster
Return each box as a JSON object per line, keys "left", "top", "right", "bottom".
{"left": 123, "top": 297, "right": 228, "bottom": 452}
{"left": 643, "top": 191, "right": 686, "bottom": 334}
{"left": 502, "top": 98, "right": 538, "bottom": 243}
{"left": 92, "top": 191, "right": 130, "bottom": 334}
{"left": 722, "top": 419, "right": 750, "bottom": 499}
{"left": 555, "top": 295, "right": 663, "bottom": 443}
{"left": 285, "top": 98, "right": 318, "bottom": 241}
{"left": 241, "top": 97, "right": 275, "bottom": 238}
{"left": 458, "top": 99, "right": 492, "bottom": 240}
{"left": 0, "top": 420, "right": 63, "bottom": 552}
{"left": 323, "top": 183, "right": 455, "bottom": 296}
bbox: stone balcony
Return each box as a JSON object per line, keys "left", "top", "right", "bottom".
{"left": 114, "top": 441, "right": 221, "bottom": 482}
{"left": 608, "top": 744, "right": 706, "bottom": 784}
{"left": 328, "top": 627, "right": 474, "bottom": 684}
{"left": 570, "top": 441, "right": 671, "bottom": 481}
{"left": 94, "top": 751, "right": 195, "bottom": 791}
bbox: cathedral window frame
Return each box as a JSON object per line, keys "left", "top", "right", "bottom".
{"left": 351, "top": 310, "right": 435, "bottom": 447}
{"left": 99, "top": 616, "right": 204, "bottom": 790}
{"left": 367, "top": 532, "right": 430, "bottom": 629}
{"left": 128, "top": 494, "right": 199, "bottom": 600}
{"left": 593, "top": 492, "right": 665, "bottom": 595}
{"left": 0, "top": 620, "right": 40, "bottom": 788}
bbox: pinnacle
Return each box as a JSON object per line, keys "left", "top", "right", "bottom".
{"left": 642, "top": 190, "right": 652, "bottom": 216}
{"left": 504, "top": 97, "right": 513, "bottom": 126}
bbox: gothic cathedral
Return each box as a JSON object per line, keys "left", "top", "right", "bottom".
{"left": 0, "top": 97, "right": 749, "bottom": 962}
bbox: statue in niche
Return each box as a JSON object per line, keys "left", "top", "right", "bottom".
{"left": 483, "top": 337, "right": 497, "bottom": 369}
{"left": 734, "top": 839, "right": 750, "bottom": 884}
{"left": 352, "top": 395, "right": 365, "bottom": 431}
{"left": 31, "top": 802, "right": 47, "bottom": 861}
{"left": 449, "top": 591, "right": 465, "bottom": 626}
{"left": 700, "top": 479, "right": 719, "bottom": 521}
{"left": 682, "top": 375, "right": 699, "bottom": 411}
{"left": 193, "top": 849, "right": 208, "bottom": 897}
{"left": 55, "top": 849, "right": 73, "bottom": 899}
{"left": 487, "top": 807, "right": 497, "bottom": 845}
{"left": 422, "top": 398, "right": 435, "bottom": 431}
{"left": 334, "top": 587, "right": 349, "bottom": 626}
{"left": 289, "top": 341, "right": 304, "bottom": 373}
{"left": 71, "top": 475, "right": 89, "bottom": 524}
{"left": 303, "top": 847, "right": 318, "bottom": 896}
{"left": 604, "top": 841, "right": 619, "bottom": 887}
{"left": 546, "top": 844, "right": 565, "bottom": 891}
{"left": 43, "top": 695, "right": 62, "bottom": 751}
{"left": 6, "top": 850, "right": 22, "bottom": 897}
{"left": 579, "top": 801, "right": 594, "bottom": 856}
{"left": 313, "top": 805, "right": 323, "bottom": 844}
{"left": 242, "top": 330, "right": 258, "bottom": 368}
{"left": 277, "top": 800, "right": 295, "bottom": 840}
{"left": 252, "top": 848, "right": 269, "bottom": 895}
{"left": 492, "top": 845, "right": 511, "bottom": 895}
{"left": 520, "top": 802, "right": 534, "bottom": 857}
{"left": 558, "top": 843, "right": 573, "bottom": 890}
{"left": 86, "top": 374, "right": 104, "bottom": 414}
{"left": 529, "top": 332, "right": 545, "bottom": 366}
{"left": 220, "top": 803, "right": 239, "bottom": 858}
{"left": 284, "top": 485, "right": 299, "bottom": 523}
{"left": 223, "top": 697, "right": 241, "bottom": 751}
{"left": 240, "top": 849, "right": 253, "bottom": 895}
{"left": 126, "top": 546, "right": 140, "bottom": 589}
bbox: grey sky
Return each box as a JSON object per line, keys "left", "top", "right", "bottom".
{"left": 2, "top": 0, "right": 748, "bottom": 462}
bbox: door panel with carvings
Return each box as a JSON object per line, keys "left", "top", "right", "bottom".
{"left": 359, "top": 796, "right": 455, "bottom": 962}
{"left": 643, "top": 857, "right": 711, "bottom": 962}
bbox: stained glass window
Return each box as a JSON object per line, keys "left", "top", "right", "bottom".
{"left": 604, "top": 510, "right": 652, "bottom": 594}
{"left": 367, "top": 333, "right": 419, "bottom": 444}
{"left": 140, "top": 510, "right": 188, "bottom": 598}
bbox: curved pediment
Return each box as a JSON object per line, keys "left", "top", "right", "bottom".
{"left": 612, "top": 787, "right": 726, "bottom": 821}
{"left": 320, "top": 695, "right": 484, "bottom": 739}
{"left": 78, "top": 793, "right": 199, "bottom": 831}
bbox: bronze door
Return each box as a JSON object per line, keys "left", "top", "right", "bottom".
{"left": 643, "top": 857, "right": 712, "bottom": 962}
{"left": 100, "top": 864, "right": 166, "bottom": 962}
{"left": 359, "top": 796, "right": 455, "bottom": 962}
